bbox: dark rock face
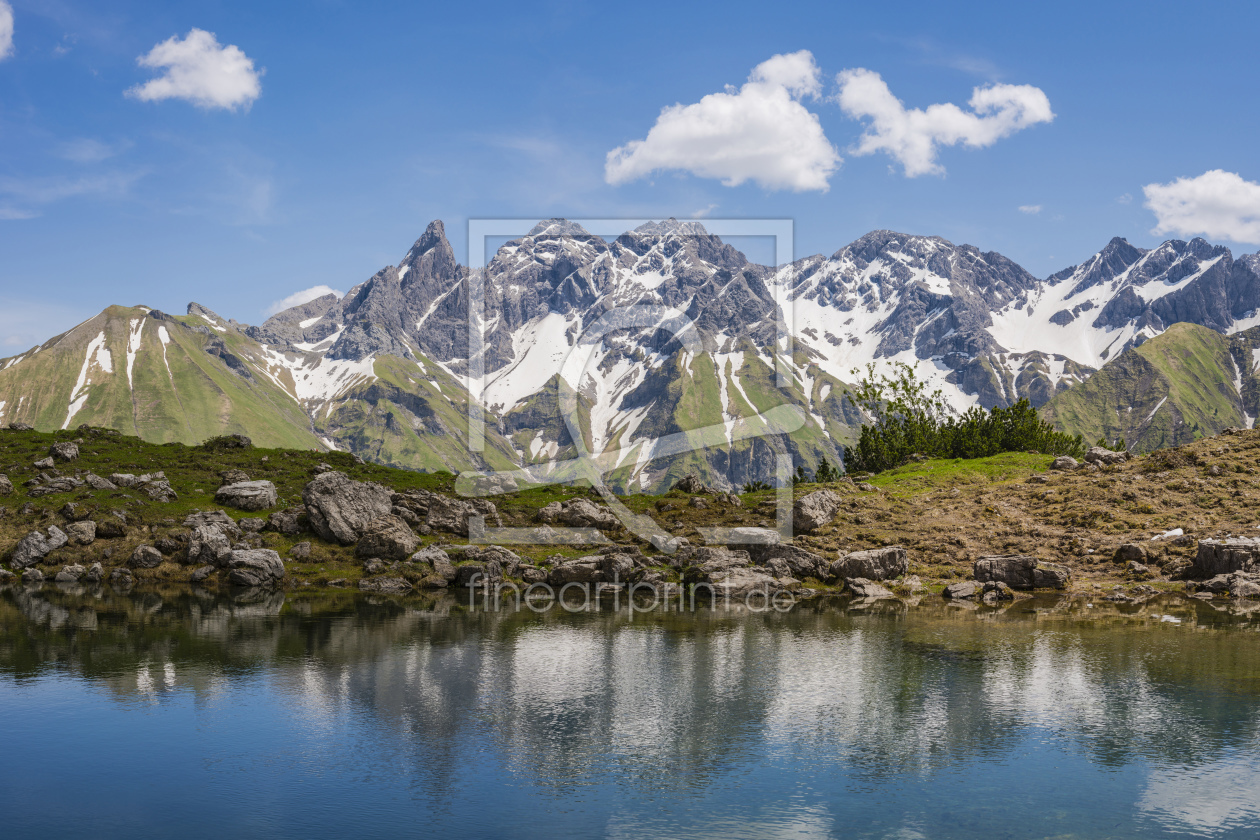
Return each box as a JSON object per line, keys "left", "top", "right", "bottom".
{"left": 302, "top": 472, "right": 394, "bottom": 545}
{"left": 1195, "top": 538, "right": 1260, "bottom": 577}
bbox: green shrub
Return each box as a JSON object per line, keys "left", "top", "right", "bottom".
{"left": 843, "top": 362, "right": 1085, "bottom": 474}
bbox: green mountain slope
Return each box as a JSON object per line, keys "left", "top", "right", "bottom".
{"left": 0, "top": 306, "right": 523, "bottom": 472}
{"left": 0, "top": 306, "right": 322, "bottom": 448}
{"left": 1043, "top": 322, "right": 1260, "bottom": 451}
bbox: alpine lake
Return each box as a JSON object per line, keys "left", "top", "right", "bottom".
{"left": 3, "top": 582, "right": 1260, "bottom": 839}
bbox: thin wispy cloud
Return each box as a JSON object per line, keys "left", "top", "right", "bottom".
{"left": 1144, "top": 170, "right": 1260, "bottom": 244}
{"left": 0, "top": 1, "right": 13, "bottom": 61}
{"left": 0, "top": 171, "right": 141, "bottom": 206}
{"left": 57, "top": 138, "right": 131, "bottom": 164}
{"left": 1018, "top": 204, "right": 1042, "bottom": 215}
{"left": 605, "top": 51, "right": 842, "bottom": 192}
{"left": 127, "top": 28, "right": 262, "bottom": 111}
{"left": 265, "top": 285, "right": 344, "bottom": 317}
{"left": 836, "top": 68, "right": 1053, "bottom": 177}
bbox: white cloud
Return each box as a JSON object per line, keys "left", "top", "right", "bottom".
{"left": 1143, "top": 170, "right": 1260, "bottom": 244}
{"left": 1117, "top": 192, "right": 1134, "bottom": 205}
{"left": 1018, "top": 204, "right": 1042, "bottom": 214}
{"left": 0, "top": 1, "right": 13, "bottom": 61}
{"left": 836, "top": 68, "right": 1053, "bottom": 177}
{"left": 605, "top": 50, "right": 841, "bottom": 192}
{"left": 265, "top": 285, "right": 344, "bottom": 317}
{"left": 127, "top": 29, "right": 262, "bottom": 111}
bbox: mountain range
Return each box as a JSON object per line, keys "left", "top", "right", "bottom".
{"left": 1, "top": 219, "right": 1258, "bottom": 490}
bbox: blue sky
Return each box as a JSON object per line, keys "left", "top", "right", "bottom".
{"left": 1, "top": 0, "right": 1258, "bottom": 349}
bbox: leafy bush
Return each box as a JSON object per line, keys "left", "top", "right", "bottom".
{"left": 843, "top": 362, "right": 1085, "bottom": 474}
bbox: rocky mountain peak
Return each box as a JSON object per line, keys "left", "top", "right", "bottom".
{"left": 186, "top": 302, "right": 233, "bottom": 329}
{"left": 832, "top": 229, "right": 952, "bottom": 263}
{"left": 526, "top": 218, "right": 596, "bottom": 239}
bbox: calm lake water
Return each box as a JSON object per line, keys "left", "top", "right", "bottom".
{"left": 3, "top": 585, "right": 1260, "bottom": 839}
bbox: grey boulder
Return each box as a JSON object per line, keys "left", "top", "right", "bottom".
{"left": 426, "top": 494, "right": 501, "bottom": 536}
{"left": 359, "top": 576, "right": 413, "bottom": 594}
{"left": 83, "top": 473, "right": 117, "bottom": 491}
{"left": 187, "top": 524, "right": 233, "bottom": 567}
{"left": 354, "top": 514, "right": 418, "bottom": 561}
{"left": 215, "top": 480, "right": 278, "bottom": 512}
{"left": 10, "top": 526, "right": 68, "bottom": 569}
{"left": 227, "top": 549, "right": 286, "bottom": 587}
{"left": 0, "top": 475, "right": 12, "bottom": 496}
{"left": 830, "top": 546, "right": 908, "bottom": 582}
{"left": 1084, "top": 446, "right": 1129, "bottom": 466}
{"left": 49, "top": 442, "right": 80, "bottom": 462}
{"left": 65, "top": 521, "right": 97, "bottom": 546}
{"left": 302, "top": 471, "right": 393, "bottom": 544}
{"left": 747, "top": 544, "right": 829, "bottom": 580}
{"left": 536, "top": 498, "right": 620, "bottom": 530}
{"left": 944, "top": 580, "right": 981, "bottom": 600}
{"left": 130, "top": 545, "right": 164, "bottom": 569}
{"left": 792, "top": 489, "right": 843, "bottom": 534}
{"left": 846, "top": 577, "right": 894, "bottom": 598}
{"left": 1050, "top": 456, "right": 1079, "bottom": 470}
{"left": 1195, "top": 538, "right": 1260, "bottom": 577}
{"left": 266, "top": 507, "right": 307, "bottom": 535}
{"left": 55, "top": 564, "right": 86, "bottom": 583}
{"left": 973, "top": 555, "right": 1071, "bottom": 590}
{"left": 411, "top": 546, "right": 456, "bottom": 581}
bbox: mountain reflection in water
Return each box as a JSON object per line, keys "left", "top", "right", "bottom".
{"left": 2, "top": 584, "right": 1260, "bottom": 839}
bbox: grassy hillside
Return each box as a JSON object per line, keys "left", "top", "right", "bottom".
{"left": 0, "top": 307, "right": 322, "bottom": 449}
{"left": 1043, "top": 322, "right": 1260, "bottom": 451}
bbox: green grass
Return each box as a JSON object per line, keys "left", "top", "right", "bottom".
{"left": 862, "top": 451, "right": 1055, "bottom": 496}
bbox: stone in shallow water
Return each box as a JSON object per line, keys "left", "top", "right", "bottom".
{"left": 846, "top": 577, "right": 894, "bottom": 598}
{"left": 944, "top": 580, "right": 980, "bottom": 600}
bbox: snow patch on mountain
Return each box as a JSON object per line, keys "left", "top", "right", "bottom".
{"left": 64, "top": 330, "right": 112, "bottom": 429}
{"left": 126, "top": 318, "right": 145, "bottom": 389}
